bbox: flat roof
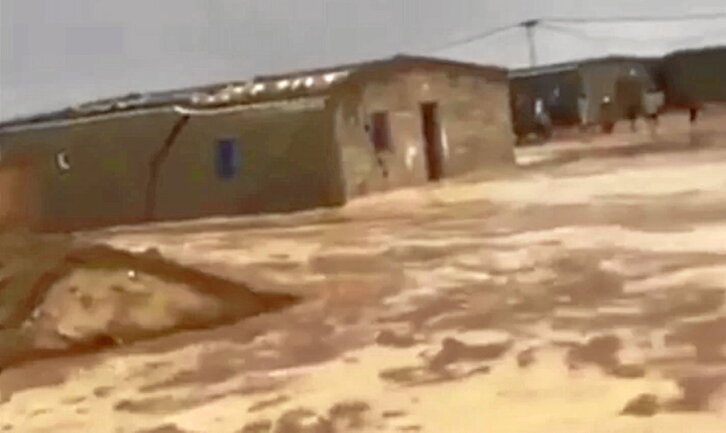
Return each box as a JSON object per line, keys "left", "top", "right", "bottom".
{"left": 0, "top": 54, "right": 505, "bottom": 131}
{"left": 509, "top": 54, "right": 662, "bottom": 79}
{"left": 665, "top": 44, "right": 726, "bottom": 58}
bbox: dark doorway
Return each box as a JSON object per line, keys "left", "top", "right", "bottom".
{"left": 369, "top": 111, "right": 392, "bottom": 152}
{"left": 420, "top": 102, "right": 443, "bottom": 181}
{"left": 615, "top": 77, "right": 644, "bottom": 119}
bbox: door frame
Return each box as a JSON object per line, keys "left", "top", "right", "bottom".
{"left": 419, "top": 101, "right": 443, "bottom": 181}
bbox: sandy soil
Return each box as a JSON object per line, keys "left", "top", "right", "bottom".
{"left": 2, "top": 108, "right": 726, "bottom": 432}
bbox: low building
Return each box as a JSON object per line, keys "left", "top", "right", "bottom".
{"left": 509, "top": 63, "right": 581, "bottom": 141}
{"left": 0, "top": 55, "right": 515, "bottom": 232}
{"left": 663, "top": 46, "right": 726, "bottom": 110}
{"left": 509, "top": 55, "right": 663, "bottom": 141}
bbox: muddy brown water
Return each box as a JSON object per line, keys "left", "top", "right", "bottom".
{"left": 3, "top": 111, "right": 726, "bottom": 432}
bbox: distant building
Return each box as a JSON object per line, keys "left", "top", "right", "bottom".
{"left": 0, "top": 55, "right": 515, "bottom": 232}
{"left": 509, "top": 56, "right": 664, "bottom": 141}
{"left": 663, "top": 46, "right": 726, "bottom": 111}
{"left": 509, "top": 63, "right": 581, "bottom": 142}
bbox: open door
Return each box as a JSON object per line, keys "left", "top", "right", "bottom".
{"left": 420, "top": 102, "right": 443, "bottom": 181}
{"left": 0, "top": 158, "right": 41, "bottom": 229}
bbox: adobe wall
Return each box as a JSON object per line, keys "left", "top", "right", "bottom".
{"left": 579, "top": 61, "right": 657, "bottom": 124}
{"left": 331, "top": 66, "right": 515, "bottom": 199}
{"left": 0, "top": 97, "right": 345, "bottom": 231}
{"left": 509, "top": 69, "right": 582, "bottom": 137}
{"left": 153, "top": 98, "right": 344, "bottom": 221}
{"left": 0, "top": 158, "right": 41, "bottom": 229}
{"left": 0, "top": 111, "right": 179, "bottom": 231}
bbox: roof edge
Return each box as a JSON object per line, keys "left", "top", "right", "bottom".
{"left": 509, "top": 54, "right": 663, "bottom": 78}
{"left": 665, "top": 44, "right": 726, "bottom": 58}
{"left": 0, "top": 54, "right": 509, "bottom": 131}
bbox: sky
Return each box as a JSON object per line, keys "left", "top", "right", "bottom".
{"left": 1, "top": 0, "right": 725, "bottom": 120}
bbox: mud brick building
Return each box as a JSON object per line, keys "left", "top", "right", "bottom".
{"left": 509, "top": 56, "right": 663, "bottom": 140}
{"left": 0, "top": 55, "right": 515, "bottom": 232}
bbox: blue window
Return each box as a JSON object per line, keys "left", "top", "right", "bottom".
{"left": 215, "top": 138, "right": 240, "bottom": 179}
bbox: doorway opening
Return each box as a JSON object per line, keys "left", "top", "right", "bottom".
{"left": 615, "top": 76, "right": 644, "bottom": 131}
{"left": 420, "top": 102, "right": 443, "bottom": 181}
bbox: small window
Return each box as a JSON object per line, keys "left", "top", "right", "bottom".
{"left": 56, "top": 150, "right": 71, "bottom": 173}
{"left": 369, "top": 111, "right": 392, "bottom": 152}
{"left": 215, "top": 138, "right": 240, "bottom": 180}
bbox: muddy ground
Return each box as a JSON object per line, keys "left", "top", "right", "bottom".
{"left": 2, "top": 108, "right": 726, "bottom": 432}
{"left": 0, "top": 232, "right": 296, "bottom": 371}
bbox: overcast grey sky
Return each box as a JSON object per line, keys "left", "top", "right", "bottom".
{"left": 1, "top": 0, "right": 725, "bottom": 120}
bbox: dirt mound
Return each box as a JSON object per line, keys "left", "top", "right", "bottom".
{"left": 0, "top": 230, "right": 296, "bottom": 369}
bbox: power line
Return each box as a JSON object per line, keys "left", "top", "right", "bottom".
{"left": 540, "top": 22, "right": 726, "bottom": 45}
{"left": 542, "top": 12, "right": 726, "bottom": 24}
{"left": 540, "top": 23, "right": 666, "bottom": 43}
{"left": 425, "top": 13, "right": 726, "bottom": 53}
{"left": 428, "top": 23, "right": 519, "bottom": 53}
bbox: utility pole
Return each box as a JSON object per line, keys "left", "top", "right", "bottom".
{"left": 522, "top": 19, "right": 540, "bottom": 67}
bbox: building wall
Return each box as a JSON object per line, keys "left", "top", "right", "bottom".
{"left": 0, "top": 98, "right": 344, "bottom": 231}
{"left": 579, "top": 61, "right": 657, "bottom": 124}
{"left": 664, "top": 48, "right": 726, "bottom": 108}
{"left": 0, "top": 111, "right": 179, "bottom": 231}
{"left": 0, "top": 157, "right": 41, "bottom": 229}
{"left": 331, "top": 66, "right": 515, "bottom": 199}
{"left": 153, "top": 99, "right": 344, "bottom": 222}
{"left": 509, "top": 69, "right": 581, "bottom": 137}
{"left": 0, "top": 59, "right": 514, "bottom": 231}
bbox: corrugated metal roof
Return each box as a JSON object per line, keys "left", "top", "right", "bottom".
{"left": 508, "top": 63, "right": 579, "bottom": 79}
{"left": 508, "top": 54, "right": 662, "bottom": 79}
{"left": 0, "top": 54, "right": 505, "bottom": 131}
